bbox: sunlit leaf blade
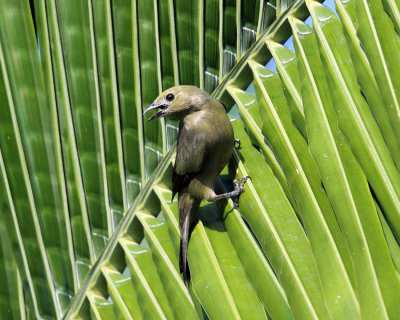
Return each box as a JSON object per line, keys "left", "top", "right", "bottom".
{"left": 250, "top": 59, "right": 351, "bottom": 269}
{"left": 101, "top": 267, "right": 141, "bottom": 320}
{"left": 135, "top": 211, "right": 198, "bottom": 319}
{"left": 380, "top": 0, "right": 400, "bottom": 32}
{"left": 230, "top": 120, "right": 328, "bottom": 319}
{"left": 350, "top": 0, "right": 400, "bottom": 150}
{"left": 376, "top": 203, "right": 400, "bottom": 274}
{"left": 87, "top": 291, "right": 116, "bottom": 320}
{"left": 227, "top": 87, "right": 296, "bottom": 209}
{"left": 220, "top": 197, "right": 293, "bottom": 320}
{"left": 306, "top": 0, "right": 400, "bottom": 313}
{"left": 294, "top": 4, "right": 400, "bottom": 317}
{"left": 121, "top": 238, "right": 170, "bottom": 319}
{"left": 152, "top": 186, "right": 205, "bottom": 317}
{"left": 63, "top": 149, "right": 175, "bottom": 318}
{"left": 309, "top": 1, "right": 400, "bottom": 241}
{"left": 250, "top": 57, "right": 359, "bottom": 318}
{"left": 3, "top": 0, "right": 400, "bottom": 318}
{"left": 334, "top": 0, "right": 400, "bottom": 170}
{"left": 152, "top": 175, "right": 267, "bottom": 319}
{"left": 267, "top": 41, "right": 306, "bottom": 138}
{"left": 192, "top": 204, "right": 268, "bottom": 320}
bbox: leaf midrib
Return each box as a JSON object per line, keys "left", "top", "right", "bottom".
{"left": 64, "top": 1, "right": 312, "bottom": 315}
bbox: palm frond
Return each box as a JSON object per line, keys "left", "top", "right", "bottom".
{"left": 1, "top": 0, "right": 400, "bottom": 318}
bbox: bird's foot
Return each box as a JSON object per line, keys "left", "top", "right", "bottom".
{"left": 233, "top": 178, "right": 239, "bottom": 190}
{"left": 234, "top": 139, "right": 241, "bottom": 148}
{"left": 209, "top": 176, "right": 251, "bottom": 204}
{"left": 233, "top": 176, "right": 251, "bottom": 207}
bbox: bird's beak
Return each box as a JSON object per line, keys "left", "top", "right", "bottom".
{"left": 143, "top": 103, "right": 167, "bottom": 121}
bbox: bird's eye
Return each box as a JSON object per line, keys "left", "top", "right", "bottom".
{"left": 166, "top": 93, "right": 175, "bottom": 101}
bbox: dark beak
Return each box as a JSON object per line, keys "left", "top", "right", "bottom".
{"left": 144, "top": 103, "right": 167, "bottom": 121}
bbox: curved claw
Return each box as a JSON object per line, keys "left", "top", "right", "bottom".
{"left": 239, "top": 176, "right": 251, "bottom": 189}
{"left": 233, "top": 179, "right": 239, "bottom": 189}
{"left": 232, "top": 176, "right": 251, "bottom": 208}
{"left": 234, "top": 139, "right": 241, "bottom": 148}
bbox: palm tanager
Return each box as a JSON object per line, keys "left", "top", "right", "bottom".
{"left": 144, "top": 85, "right": 249, "bottom": 284}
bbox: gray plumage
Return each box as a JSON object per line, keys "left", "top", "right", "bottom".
{"left": 145, "top": 85, "right": 248, "bottom": 284}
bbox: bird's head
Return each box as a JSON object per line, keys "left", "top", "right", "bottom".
{"left": 144, "top": 85, "right": 209, "bottom": 121}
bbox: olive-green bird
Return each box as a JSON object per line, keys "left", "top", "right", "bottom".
{"left": 144, "top": 85, "right": 249, "bottom": 284}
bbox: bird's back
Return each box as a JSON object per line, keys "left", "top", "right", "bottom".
{"left": 174, "top": 98, "right": 234, "bottom": 283}
{"left": 179, "top": 99, "right": 233, "bottom": 200}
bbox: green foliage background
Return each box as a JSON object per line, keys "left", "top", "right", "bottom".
{"left": 0, "top": 0, "right": 400, "bottom": 319}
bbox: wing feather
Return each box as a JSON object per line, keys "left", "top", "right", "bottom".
{"left": 172, "top": 124, "right": 206, "bottom": 200}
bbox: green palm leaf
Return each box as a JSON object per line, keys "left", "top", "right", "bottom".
{"left": 1, "top": 0, "right": 400, "bottom": 319}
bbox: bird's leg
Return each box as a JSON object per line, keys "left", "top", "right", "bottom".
{"left": 209, "top": 176, "right": 250, "bottom": 207}
{"left": 234, "top": 139, "right": 241, "bottom": 148}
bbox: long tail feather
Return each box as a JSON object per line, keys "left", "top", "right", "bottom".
{"left": 178, "top": 191, "right": 200, "bottom": 285}
{"left": 180, "top": 214, "right": 190, "bottom": 284}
